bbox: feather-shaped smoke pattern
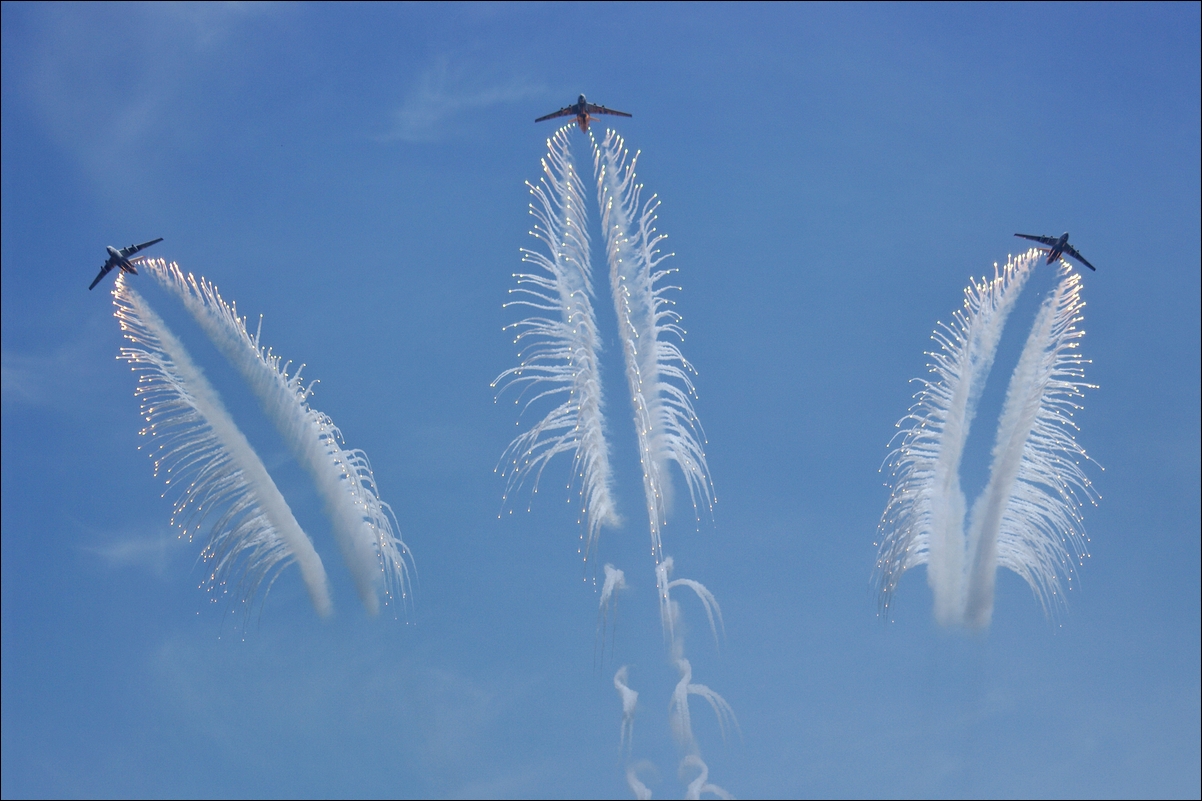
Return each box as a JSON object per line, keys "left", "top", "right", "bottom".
{"left": 592, "top": 129, "right": 714, "bottom": 569}
{"left": 494, "top": 126, "right": 618, "bottom": 557}
{"left": 590, "top": 131, "right": 733, "bottom": 793}
{"left": 964, "top": 263, "right": 1096, "bottom": 627}
{"left": 141, "top": 259, "right": 411, "bottom": 616}
{"left": 877, "top": 253, "right": 1035, "bottom": 624}
{"left": 878, "top": 251, "right": 1097, "bottom": 626}
{"left": 113, "top": 277, "right": 332, "bottom": 616}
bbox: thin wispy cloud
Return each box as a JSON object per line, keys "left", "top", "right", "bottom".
{"left": 382, "top": 57, "right": 543, "bottom": 142}
{"left": 81, "top": 533, "right": 181, "bottom": 578}
{"left": 1, "top": 323, "right": 110, "bottom": 412}
{"left": 14, "top": 3, "right": 273, "bottom": 195}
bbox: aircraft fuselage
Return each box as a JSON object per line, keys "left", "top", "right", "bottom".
{"left": 1045, "top": 232, "right": 1070, "bottom": 264}
{"left": 105, "top": 246, "right": 139, "bottom": 275}
{"left": 574, "top": 95, "right": 591, "bottom": 131}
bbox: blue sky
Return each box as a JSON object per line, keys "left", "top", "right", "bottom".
{"left": 2, "top": 3, "right": 1198, "bottom": 798}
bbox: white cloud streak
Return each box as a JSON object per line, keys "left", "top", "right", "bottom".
{"left": 384, "top": 57, "right": 542, "bottom": 142}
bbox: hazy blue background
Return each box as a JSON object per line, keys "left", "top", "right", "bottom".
{"left": 3, "top": 3, "right": 1198, "bottom": 798}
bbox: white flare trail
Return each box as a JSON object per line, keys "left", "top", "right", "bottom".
{"left": 877, "top": 252, "right": 1096, "bottom": 626}
{"left": 592, "top": 130, "right": 714, "bottom": 577}
{"left": 494, "top": 126, "right": 619, "bottom": 557}
{"left": 142, "top": 259, "right": 411, "bottom": 615}
{"left": 877, "top": 252, "right": 1035, "bottom": 623}
{"left": 503, "top": 127, "right": 732, "bottom": 797}
{"left": 964, "top": 264, "right": 1095, "bottom": 627}
{"left": 113, "top": 278, "right": 332, "bottom": 616}
{"left": 591, "top": 129, "right": 732, "bottom": 796}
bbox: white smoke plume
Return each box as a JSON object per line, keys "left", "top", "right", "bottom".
{"left": 113, "top": 278, "right": 332, "bottom": 616}
{"left": 680, "top": 755, "right": 734, "bottom": 800}
{"left": 592, "top": 129, "right": 714, "bottom": 570}
{"left": 500, "top": 126, "right": 732, "bottom": 797}
{"left": 625, "top": 761, "right": 655, "bottom": 800}
{"left": 614, "top": 665, "right": 639, "bottom": 757}
{"left": 598, "top": 564, "right": 628, "bottom": 662}
{"left": 494, "top": 126, "right": 619, "bottom": 558}
{"left": 963, "top": 264, "right": 1096, "bottom": 626}
{"left": 668, "top": 656, "right": 738, "bottom": 752}
{"left": 591, "top": 130, "right": 734, "bottom": 793}
{"left": 657, "top": 556, "right": 724, "bottom": 649}
{"left": 138, "top": 259, "right": 412, "bottom": 616}
{"left": 877, "top": 252, "right": 1096, "bottom": 626}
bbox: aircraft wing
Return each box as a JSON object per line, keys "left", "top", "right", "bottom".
{"left": 119, "top": 237, "right": 163, "bottom": 257}
{"left": 88, "top": 264, "right": 113, "bottom": 291}
{"left": 535, "top": 106, "right": 576, "bottom": 123}
{"left": 1014, "top": 233, "right": 1059, "bottom": 247}
{"left": 586, "top": 103, "right": 632, "bottom": 118}
{"left": 1064, "top": 244, "right": 1097, "bottom": 271}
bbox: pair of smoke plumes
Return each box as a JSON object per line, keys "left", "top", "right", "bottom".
{"left": 114, "top": 260, "right": 411, "bottom": 617}
{"left": 497, "top": 127, "right": 732, "bottom": 798}
{"left": 496, "top": 127, "right": 715, "bottom": 564}
{"left": 877, "top": 252, "right": 1096, "bottom": 627}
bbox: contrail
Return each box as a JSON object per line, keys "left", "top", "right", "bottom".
{"left": 113, "top": 277, "right": 332, "bottom": 616}
{"left": 494, "top": 127, "right": 619, "bottom": 558}
{"left": 877, "top": 251, "right": 1096, "bottom": 626}
{"left": 138, "top": 259, "right": 412, "bottom": 615}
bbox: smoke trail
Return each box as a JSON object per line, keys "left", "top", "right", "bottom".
{"left": 598, "top": 564, "right": 628, "bottom": 663}
{"left": 614, "top": 665, "right": 639, "bottom": 756}
{"left": 137, "top": 259, "right": 412, "bottom": 615}
{"left": 657, "top": 556, "right": 724, "bottom": 649}
{"left": 963, "top": 264, "right": 1095, "bottom": 627}
{"left": 494, "top": 126, "right": 619, "bottom": 557}
{"left": 668, "top": 656, "right": 738, "bottom": 752}
{"left": 878, "top": 252, "right": 1096, "bottom": 625}
{"left": 680, "top": 755, "right": 734, "bottom": 801}
{"left": 877, "top": 253, "right": 1036, "bottom": 623}
{"left": 626, "top": 761, "right": 655, "bottom": 800}
{"left": 503, "top": 127, "right": 732, "bottom": 796}
{"left": 591, "top": 129, "right": 733, "bottom": 796}
{"left": 592, "top": 129, "right": 714, "bottom": 574}
{"left": 113, "top": 277, "right": 333, "bottom": 616}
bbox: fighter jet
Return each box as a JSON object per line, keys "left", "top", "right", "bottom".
{"left": 1014, "top": 232, "right": 1096, "bottom": 271}
{"left": 88, "top": 238, "right": 163, "bottom": 290}
{"left": 535, "top": 94, "right": 631, "bottom": 132}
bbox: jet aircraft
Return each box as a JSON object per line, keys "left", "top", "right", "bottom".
{"left": 535, "top": 94, "right": 631, "bottom": 132}
{"left": 88, "top": 238, "right": 163, "bottom": 290}
{"left": 1014, "top": 232, "right": 1096, "bottom": 271}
